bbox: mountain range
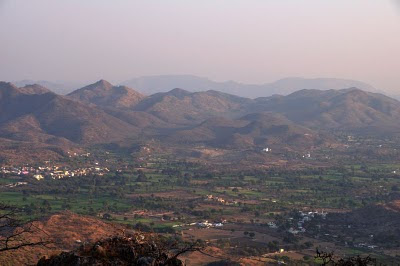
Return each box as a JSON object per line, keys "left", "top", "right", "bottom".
{"left": 1, "top": 79, "right": 400, "bottom": 162}
{"left": 0, "top": 82, "right": 140, "bottom": 162}
{"left": 121, "top": 75, "right": 381, "bottom": 98}
{"left": 15, "top": 75, "right": 382, "bottom": 98}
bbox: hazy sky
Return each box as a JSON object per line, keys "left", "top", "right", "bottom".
{"left": 1, "top": 0, "right": 400, "bottom": 92}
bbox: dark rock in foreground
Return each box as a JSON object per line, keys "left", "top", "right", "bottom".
{"left": 37, "top": 236, "right": 183, "bottom": 266}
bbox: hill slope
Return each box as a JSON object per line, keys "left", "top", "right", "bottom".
{"left": 254, "top": 88, "right": 400, "bottom": 135}
{"left": 0, "top": 212, "right": 128, "bottom": 265}
{"left": 133, "top": 88, "right": 252, "bottom": 125}
{"left": 163, "top": 112, "right": 327, "bottom": 150}
{"left": 0, "top": 82, "right": 138, "bottom": 151}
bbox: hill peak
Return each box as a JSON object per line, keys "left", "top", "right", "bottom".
{"left": 0, "top": 82, "right": 25, "bottom": 98}
{"left": 0, "top": 81, "right": 18, "bottom": 90}
{"left": 19, "top": 84, "right": 53, "bottom": 95}
{"left": 340, "top": 87, "right": 367, "bottom": 94}
{"left": 67, "top": 80, "right": 144, "bottom": 109}
{"left": 91, "top": 79, "right": 113, "bottom": 89}
{"left": 168, "top": 88, "right": 191, "bottom": 97}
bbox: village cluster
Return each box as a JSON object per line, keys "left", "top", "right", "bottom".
{"left": 205, "top": 194, "right": 239, "bottom": 205}
{"left": 266, "top": 211, "right": 328, "bottom": 235}
{"left": 0, "top": 164, "right": 110, "bottom": 181}
{"left": 172, "top": 219, "right": 226, "bottom": 229}
{"left": 288, "top": 210, "right": 327, "bottom": 235}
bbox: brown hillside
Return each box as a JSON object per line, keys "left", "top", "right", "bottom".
{"left": 254, "top": 88, "right": 400, "bottom": 135}
{"left": 164, "top": 112, "right": 328, "bottom": 150}
{"left": 0, "top": 82, "right": 139, "bottom": 144}
{"left": 0, "top": 212, "right": 127, "bottom": 265}
{"left": 0, "top": 82, "right": 141, "bottom": 162}
{"left": 133, "top": 89, "right": 252, "bottom": 125}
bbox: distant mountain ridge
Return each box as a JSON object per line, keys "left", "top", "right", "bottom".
{"left": 14, "top": 75, "right": 383, "bottom": 99}
{"left": 13, "top": 80, "right": 84, "bottom": 95}
{"left": 121, "top": 75, "right": 380, "bottom": 98}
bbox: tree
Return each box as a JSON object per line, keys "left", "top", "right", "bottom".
{"left": 137, "top": 172, "right": 148, "bottom": 182}
{"left": 0, "top": 204, "right": 49, "bottom": 252}
{"left": 102, "top": 213, "right": 112, "bottom": 220}
{"left": 315, "top": 249, "right": 376, "bottom": 266}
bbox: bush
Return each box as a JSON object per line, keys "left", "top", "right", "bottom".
{"left": 206, "top": 260, "right": 241, "bottom": 266}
